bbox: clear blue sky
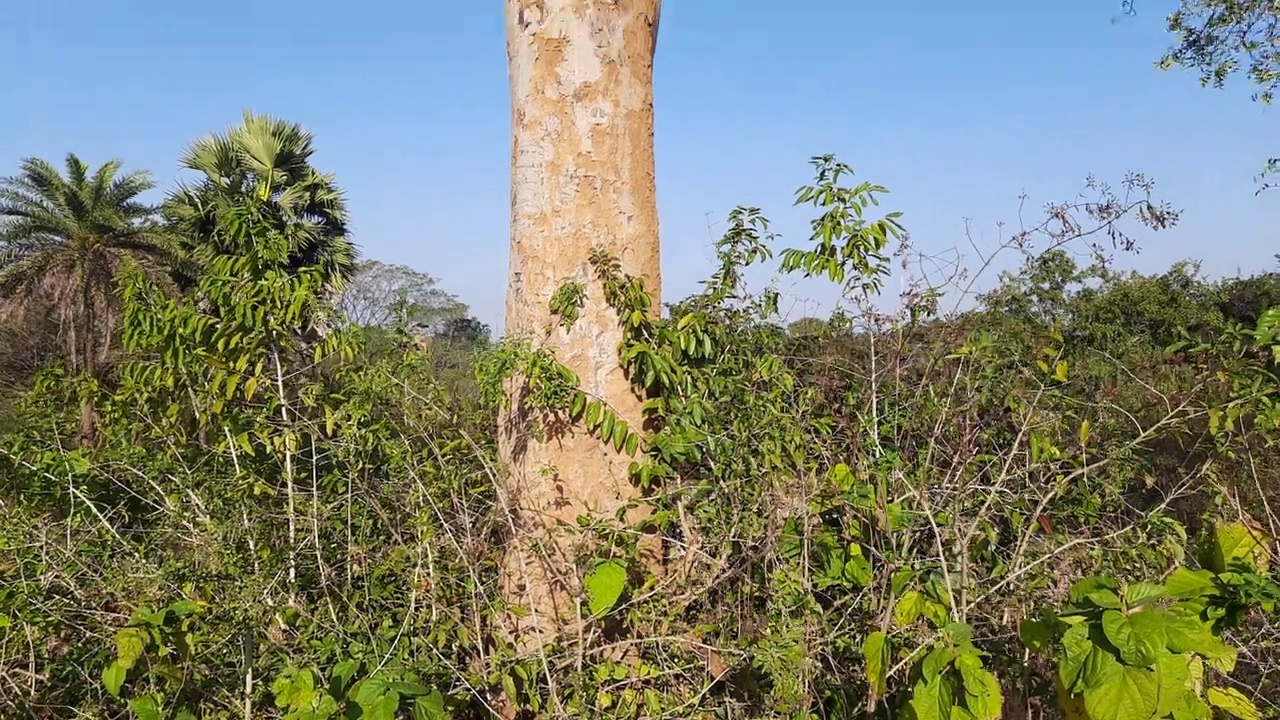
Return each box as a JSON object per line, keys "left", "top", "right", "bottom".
{"left": 2, "top": 1, "right": 1274, "bottom": 330}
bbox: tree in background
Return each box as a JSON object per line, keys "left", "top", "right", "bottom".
{"left": 0, "top": 153, "right": 172, "bottom": 445}
{"left": 499, "top": 0, "right": 664, "bottom": 645}
{"left": 163, "top": 111, "right": 357, "bottom": 288}
{"left": 1157, "top": 0, "right": 1279, "bottom": 187}
{"left": 335, "top": 259, "right": 469, "bottom": 332}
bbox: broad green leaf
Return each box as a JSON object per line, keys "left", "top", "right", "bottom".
{"left": 412, "top": 691, "right": 448, "bottom": 720}
{"left": 1123, "top": 583, "right": 1167, "bottom": 607}
{"left": 1172, "top": 695, "right": 1213, "bottom": 720}
{"left": 350, "top": 676, "right": 391, "bottom": 710}
{"left": 1081, "top": 643, "right": 1122, "bottom": 691}
{"left": 1211, "top": 522, "right": 1270, "bottom": 573}
{"left": 862, "top": 631, "right": 890, "bottom": 698}
{"left": 584, "top": 560, "right": 627, "bottom": 618}
{"left": 956, "top": 654, "right": 1002, "bottom": 720}
{"left": 115, "top": 627, "right": 147, "bottom": 670}
{"left": 1059, "top": 623, "right": 1094, "bottom": 691}
{"left": 1154, "top": 652, "right": 1190, "bottom": 718}
{"left": 923, "top": 600, "right": 950, "bottom": 628}
{"left": 129, "top": 695, "right": 165, "bottom": 720}
{"left": 388, "top": 680, "right": 431, "bottom": 697}
{"left": 1163, "top": 613, "right": 1234, "bottom": 660}
{"left": 1069, "top": 576, "right": 1120, "bottom": 606}
{"left": 329, "top": 659, "right": 360, "bottom": 696}
{"left": 1082, "top": 665, "right": 1159, "bottom": 720}
{"left": 845, "top": 549, "right": 873, "bottom": 587}
{"left": 102, "top": 662, "right": 126, "bottom": 698}
{"left": 1164, "top": 568, "right": 1217, "bottom": 599}
{"left": 921, "top": 646, "right": 955, "bottom": 682}
{"left": 1102, "top": 609, "right": 1165, "bottom": 666}
{"left": 894, "top": 590, "right": 926, "bottom": 628}
{"left": 611, "top": 419, "right": 627, "bottom": 451}
{"left": 361, "top": 691, "right": 400, "bottom": 720}
{"left": 1086, "top": 589, "right": 1123, "bottom": 610}
{"left": 909, "top": 674, "right": 956, "bottom": 720}
{"left": 1206, "top": 687, "right": 1261, "bottom": 720}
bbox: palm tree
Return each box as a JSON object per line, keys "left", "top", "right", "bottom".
{"left": 164, "top": 111, "right": 356, "bottom": 290}
{"left": 0, "top": 153, "right": 173, "bottom": 445}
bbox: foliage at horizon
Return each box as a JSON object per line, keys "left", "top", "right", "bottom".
{"left": 1, "top": 106, "right": 1278, "bottom": 720}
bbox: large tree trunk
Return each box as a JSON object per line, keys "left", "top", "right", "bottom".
{"left": 500, "top": 0, "right": 662, "bottom": 647}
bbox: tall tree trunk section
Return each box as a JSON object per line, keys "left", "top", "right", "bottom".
{"left": 501, "top": 0, "right": 662, "bottom": 647}
{"left": 78, "top": 274, "right": 98, "bottom": 449}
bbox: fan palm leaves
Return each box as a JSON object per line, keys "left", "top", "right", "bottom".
{"left": 0, "top": 153, "right": 174, "bottom": 444}
{"left": 164, "top": 111, "right": 357, "bottom": 290}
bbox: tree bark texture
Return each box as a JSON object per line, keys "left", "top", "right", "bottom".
{"left": 501, "top": 0, "right": 662, "bottom": 645}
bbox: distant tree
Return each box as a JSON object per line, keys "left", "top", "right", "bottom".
{"left": 335, "top": 260, "right": 468, "bottom": 332}
{"left": 164, "top": 112, "right": 356, "bottom": 288}
{"left": 787, "top": 316, "right": 828, "bottom": 338}
{"left": 433, "top": 315, "right": 491, "bottom": 346}
{"left": 0, "top": 153, "right": 172, "bottom": 445}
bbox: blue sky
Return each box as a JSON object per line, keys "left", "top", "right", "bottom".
{"left": 2, "top": 1, "right": 1274, "bottom": 331}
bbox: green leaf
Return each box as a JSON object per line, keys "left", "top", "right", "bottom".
{"left": 921, "top": 646, "right": 955, "bottom": 682}
{"left": 1206, "top": 687, "right": 1261, "bottom": 720}
{"left": 570, "top": 392, "right": 585, "bottom": 419}
{"left": 585, "top": 401, "right": 602, "bottom": 430}
{"left": 1164, "top": 568, "right": 1218, "bottom": 599}
{"left": 1211, "top": 522, "right": 1270, "bottom": 573}
{"left": 1154, "top": 652, "right": 1191, "bottom": 719}
{"left": 329, "top": 659, "right": 360, "bottom": 696}
{"left": 1086, "top": 589, "right": 1123, "bottom": 609}
{"left": 1081, "top": 642, "right": 1123, "bottom": 691}
{"left": 894, "top": 590, "right": 926, "bottom": 628}
{"left": 611, "top": 419, "right": 628, "bottom": 451}
{"left": 351, "top": 676, "right": 391, "bottom": 710}
{"left": 1069, "top": 576, "right": 1120, "bottom": 605}
{"left": 1163, "top": 613, "right": 1234, "bottom": 660}
{"left": 923, "top": 600, "right": 950, "bottom": 628}
{"left": 388, "top": 681, "right": 431, "bottom": 697}
{"left": 845, "top": 552, "right": 873, "bottom": 587}
{"left": 361, "top": 692, "right": 400, "bottom": 720}
{"left": 1059, "top": 623, "right": 1094, "bottom": 691}
{"left": 115, "top": 627, "right": 147, "bottom": 670}
{"left": 129, "top": 694, "right": 165, "bottom": 720}
{"left": 956, "top": 654, "right": 1003, "bottom": 720}
{"left": 909, "top": 674, "right": 956, "bottom": 720}
{"left": 102, "top": 662, "right": 126, "bottom": 698}
{"left": 624, "top": 431, "right": 639, "bottom": 457}
{"left": 862, "top": 631, "right": 890, "bottom": 699}
{"left": 584, "top": 560, "right": 627, "bottom": 618}
{"left": 1172, "top": 695, "right": 1213, "bottom": 720}
{"left": 1123, "top": 583, "right": 1167, "bottom": 607}
{"left": 412, "top": 691, "right": 448, "bottom": 720}
{"left": 1101, "top": 609, "right": 1166, "bottom": 666}
{"left": 1082, "top": 664, "right": 1159, "bottom": 720}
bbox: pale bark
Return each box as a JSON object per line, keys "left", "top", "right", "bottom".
{"left": 501, "top": 0, "right": 663, "bottom": 645}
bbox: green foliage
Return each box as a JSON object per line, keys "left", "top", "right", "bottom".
{"left": 1023, "top": 523, "right": 1279, "bottom": 720}
{"left": 163, "top": 111, "right": 356, "bottom": 289}
{"left": 1156, "top": 0, "right": 1279, "bottom": 187}
{"left": 4, "top": 149, "right": 1280, "bottom": 720}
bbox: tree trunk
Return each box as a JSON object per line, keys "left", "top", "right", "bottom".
{"left": 501, "top": 0, "right": 662, "bottom": 647}
{"left": 78, "top": 276, "right": 98, "bottom": 449}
